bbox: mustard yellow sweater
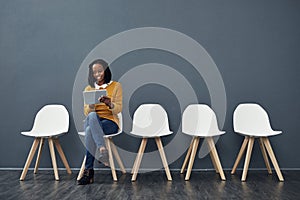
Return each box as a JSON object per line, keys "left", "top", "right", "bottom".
{"left": 83, "top": 81, "right": 122, "bottom": 128}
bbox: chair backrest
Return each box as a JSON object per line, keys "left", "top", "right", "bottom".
{"left": 111, "top": 112, "right": 123, "bottom": 135}
{"left": 31, "top": 104, "right": 69, "bottom": 136}
{"left": 117, "top": 112, "right": 123, "bottom": 133}
{"left": 182, "top": 104, "right": 224, "bottom": 136}
{"left": 131, "top": 104, "right": 172, "bottom": 137}
{"left": 233, "top": 103, "right": 275, "bottom": 135}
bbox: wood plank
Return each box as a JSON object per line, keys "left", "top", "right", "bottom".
{"left": 209, "top": 150, "right": 219, "bottom": 174}
{"left": 241, "top": 137, "right": 255, "bottom": 181}
{"left": 263, "top": 137, "right": 284, "bottom": 181}
{"left": 34, "top": 138, "right": 44, "bottom": 174}
{"left": 131, "top": 138, "right": 147, "bottom": 181}
{"left": 20, "top": 138, "right": 40, "bottom": 181}
{"left": 180, "top": 137, "right": 195, "bottom": 174}
{"left": 259, "top": 137, "right": 272, "bottom": 174}
{"left": 110, "top": 138, "right": 126, "bottom": 174}
{"left": 53, "top": 138, "right": 72, "bottom": 174}
{"left": 48, "top": 138, "right": 59, "bottom": 181}
{"left": 231, "top": 136, "right": 249, "bottom": 174}
{"left": 207, "top": 137, "right": 226, "bottom": 180}
{"left": 4, "top": 170, "right": 300, "bottom": 199}
{"left": 155, "top": 137, "right": 172, "bottom": 181}
{"left": 105, "top": 137, "right": 117, "bottom": 181}
{"left": 77, "top": 156, "right": 86, "bottom": 181}
{"left": 185, "top": 137, "right": 200, "bottom": 181}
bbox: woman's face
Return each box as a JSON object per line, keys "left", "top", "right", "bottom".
{"left": 92, "top": 63, "right": 105, "bottom": 85}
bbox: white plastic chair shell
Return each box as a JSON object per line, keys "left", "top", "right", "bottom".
{"left": 21, "top": 105, "right": 69, "bottom": 137}
{"left": 182, "top": 104, "right": 225, "bottom": 137}
{"left": 130, "top": 104, "right": 173, "bottom": 181}
{"left": 233, "top": 103, "right": 282, "bottom": 137}
{"left": 180, "top": 104, "right": 226, "bottom": 181}
{"left": 130, "top": 104, "right": 173, "bottom": 138}
{"left": 231, "top": 103, "right": 284, "bottom": 181}
{"left": 20, "top": 104, "right": 71, "bottom": 181}
{"left": 78, "top": 113, "right": 123, "bottom": 137}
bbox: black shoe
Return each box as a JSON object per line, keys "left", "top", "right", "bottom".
{"left": 77, "top": 169, "right": 94, "bottom": 185}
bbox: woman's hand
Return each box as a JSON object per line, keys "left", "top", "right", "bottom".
{"left": 89, "top": 104, "right": 95, "bottom": 109}
{"left": 99, "top": 96, "right": 114, "bottom": 109}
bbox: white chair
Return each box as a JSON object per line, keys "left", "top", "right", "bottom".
{"left": 231, "top": 103, "right": 284, "bottom": 181}
{"left": 20, "top": 104, "right": 72, "bottom": 181}
{"left": 130, "top": 104, "right": 173, "bottom": 181}
{"left": 180, "top": 104, "right": 226, "bottom": 181}
{"left": 77, "top": 113, "right": 126, "bottom": 181}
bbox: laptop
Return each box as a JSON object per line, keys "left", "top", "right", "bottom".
{"left": 83, "top": 89, "right": 107, "bottom": 104}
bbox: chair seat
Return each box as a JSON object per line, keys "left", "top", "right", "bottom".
{"left": 78, "top": 131, "right": 85, "bottom": 136}
{"left": 130, "top": 130, "right": 173, "bottom": 138}
{"left": 78, "top": 131, "right": 122, "bottom": 138}
{"left": 236, "top": 130, "right": 282, "bottom": 137}
{"left": 182, "top": 131, "right": 225, "bottom": 137}
{"left": 21, "top": 131, "right": 66, "bottom": 138}
{"left": 104, "top": 132, "right": 122, "bottom": 138}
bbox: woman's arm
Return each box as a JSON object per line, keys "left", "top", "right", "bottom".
{"left": 110, "top": 82, "right": 122, "bottom": 114}
{"left": 84, "top": 104, "right": 95, "bottom": 116}
{"left": 83, "top": 86, "right": 95, "bottom": 116}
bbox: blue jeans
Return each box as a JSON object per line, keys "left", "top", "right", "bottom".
{"left": 84, "top": 112, "right": 118, "bottom": 169}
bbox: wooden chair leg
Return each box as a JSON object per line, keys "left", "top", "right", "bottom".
{"left": 185, "top": 137, "right": 200, "bottom": 181}
{"left": 53, "top": 138, "right": 72, "bottom": 174}
{"left": 231, "top": 136, "right": 249, "bottom": 174}
{"left": 110, "top": 138, "right": 126, "bottom": 174}
{"left": 131, "top": 139, "right": 142, "bottom": 175}
{"left": 77, "top": 156, "right": 86, "bottom": 181}
{"left": 20, "top": 138, "right": 40, "bottom": 181}
{"left": 105, "top": 138, "right": 117, "bottom": 181}
{"left": 155, "top": 137, "right": 172, "bottom": 181}
{"left": 34, "top": 138, "right": 44, "bottom": 174}
{"left": 180, "top": 137, "right": 195, "bottom": 174}
{"left": 131, "top": 153, "right": 138, "bottom": 174}
{"left": 210, "top": 151, "right": 219, "bottom": 174}
{"left": 48, "top": 138, "right": 59, "bottom": 181}
{"left": 258, "top": 137, "right": 272, "bottom": 174}
{"left": 131, "top": 138, "right": 147, "bottom": 181}
{"left": 131, "top": 138, "right": 146, "bottom": 175}
{"left": 241, "top": 137, "right": 255, "bottom": 181}
{"left": 262, "top": 137, "right": 284, "bottom": 181}
{"left": 207, "top": 137, "right": 226, "bottom": 181}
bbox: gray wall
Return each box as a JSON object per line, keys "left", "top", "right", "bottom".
{"left": 1, "top": 0, "right": 299, "bottom": 170}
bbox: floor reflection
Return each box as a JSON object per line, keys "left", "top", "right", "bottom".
{"left": 2, "top": 170, "right": 300, "bottom": 199}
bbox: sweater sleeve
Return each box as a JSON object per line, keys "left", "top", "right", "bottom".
{"left": 110, "top": 82, "right": 123, "bottom": 114}
{"left": 84, "top": 104, "right": 93, "bottom": 116}
{"left": 83, "top": 86, "right": 94, "bottom": 116}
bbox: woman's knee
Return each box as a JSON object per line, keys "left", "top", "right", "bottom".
{"left": 87, "top": 112, "right": 98, "bottom": 120}
{"left": 86, "top": 112, "right": 99, "bottom": 124}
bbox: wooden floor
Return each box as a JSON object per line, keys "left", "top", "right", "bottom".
{"left": 0, "top": 170, "right": 299, "bottom": 200}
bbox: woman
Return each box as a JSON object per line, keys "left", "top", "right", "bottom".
{"left": 78, "top": 59, "right": 122, "bottom": 185}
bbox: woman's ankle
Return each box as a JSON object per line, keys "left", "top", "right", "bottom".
{"left": 99, "top": 146, "right": 106, "bottom": 153}
{"left": 77, "top": 169, "right": 94, "bottom": 185}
